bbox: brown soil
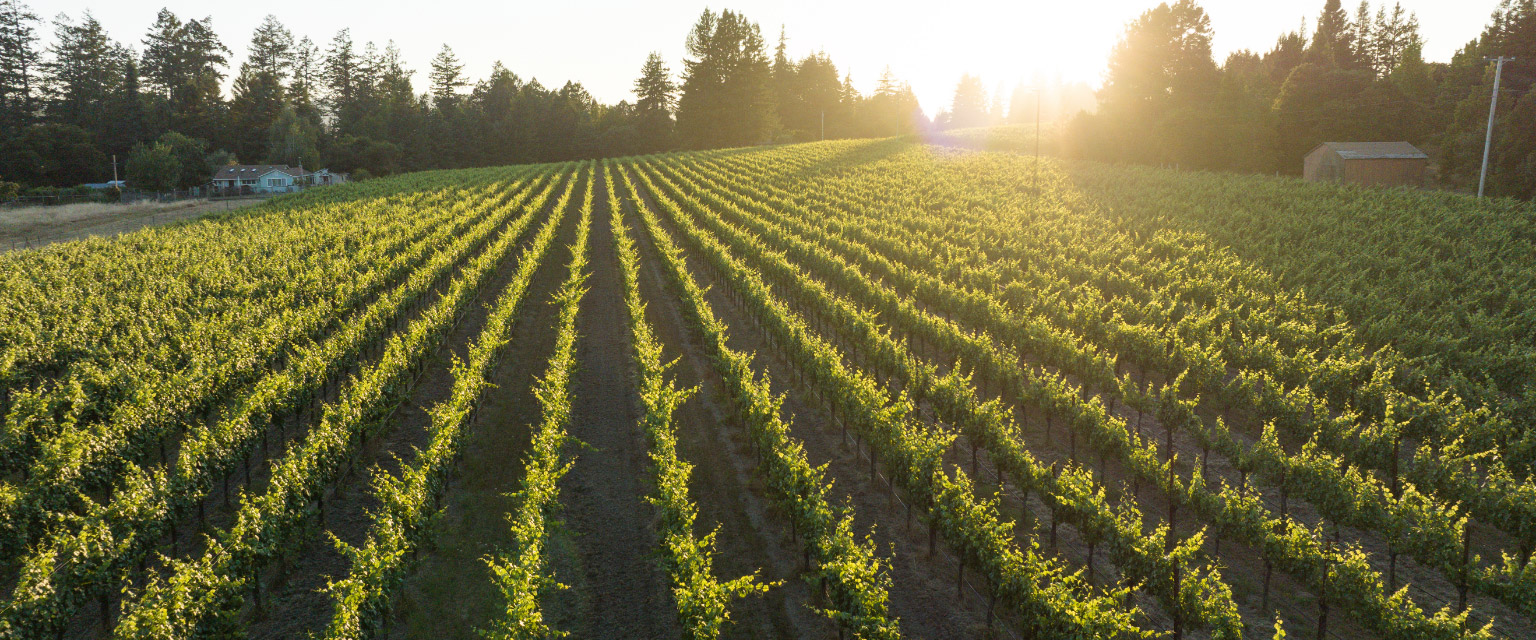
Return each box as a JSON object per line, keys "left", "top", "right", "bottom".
{"left": 697, "top": 159, "right": 1536, "bottom": 639}
{"left": 36, "top": 152, "right": 1520, "bottom": 640}
{"left": 629, "top": 204, "right": 829, "bottom": 638}
{"left": 50, "top": 186, "right": 537, "bottom": 639}
{"left": 542, "top": 187, "right": 682, "bottom": 637}
{"left": 633, "top": 188, "right": 1010, "bottom": 639}
{"left": 242, "top": 185, "right": 569, "bottom": 639}
{"left": 381, "top": 206, "right": 578, "bottom": 639}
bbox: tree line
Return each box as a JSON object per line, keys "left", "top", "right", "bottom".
{"left": 1059, "top": 0, "right": 1536, "bottom": 199}
{"left": 0, "top": 4, "right": 928, "bottom": 192}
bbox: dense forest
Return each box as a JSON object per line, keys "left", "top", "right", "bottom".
{"left": 0, "top": 5, "right": 925, "bottom": 192}
{"left": 2, "top": 1, "right": 1534, "bottom": 198}
{"left": 1064, "top": 0, "right": 1536, "bottom": 198}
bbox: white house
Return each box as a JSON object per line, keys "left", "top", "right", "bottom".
{"left": 211, "top": 165, "right": 349, "bottom": 194}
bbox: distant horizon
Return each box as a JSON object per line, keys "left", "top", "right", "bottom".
{"left": 24, "top": 0, "right": 1504, "bottom": 116}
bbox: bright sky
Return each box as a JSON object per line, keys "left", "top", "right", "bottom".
{"left": 30, "top": 0, "right": 1501, "bottom": 116}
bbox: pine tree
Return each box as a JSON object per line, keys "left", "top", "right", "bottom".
{"left": 246, "top": 15, "right": 293, "bottom": 81}
{"left": 230, "top": 16, "right": 292, "bottom": 162}
{"left": 635, "top": 51, "right": 676, "bottom": 116}
{"left": 0, "top": 0, "right": 40, "bottom": 131}
{"left": 170, "top": 17, "right": 229, "bottom": 142}
{"left": 105, "top": 57, "right": 147, "bottom": 155}
{"left": 1308, "top": 0, "right": 1358, "bottom": 68}
{"left": 1351, "top": 1, "right": 1374, "bottom": 73}
{"left": 323, "top": 29, "right": 359, "bottom": 126}
{"left": 875, "top": 66, "right": 899, "bottom": 98}
{"left": 989, "top": 80, "right": 1007, "bottom": 124}
{"left": 140, "top": 8, "right": 181, "bottom": 99}
{"left": 281, "top": 36, "right": 320, "bottom": 131}
{"left": 1007, "top": 83, "right": 1033, "bottom": 125}
{"left": 429, "top": 44, "right": 465, "bottom": 108}
{"left": 376, "top": 41, "right": 416, "bottom": 107}
{"left": 357, "top": 40, "right": 380, "bottom": 107}
{"left": 43, "top": 12, "right": 124, "bottom": 135}
{"left": 1368, "top": 3, "right": 1420, "bottom": 77}
{"left": 230, "top": 67, "right": 285, "bottom": 162}
{"left": 772, "top": 25, "right": 795, "bottom": 133}
{"left": 139, "top": 11, "right": 227, "bottom": 142}
{"left": 788, "top": 51, "right": 840, "bottom": 138}
{"left": 948, "top": 74, "right": 988, "bottom": 128}
{"left": 676, "top": 8, "right": 774, "bottom": 148}
{"left": 863, "top": 67, "right": 922, "bottom": 137}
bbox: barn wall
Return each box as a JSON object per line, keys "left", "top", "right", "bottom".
{"left": 1343, "top": 158, "right": 1425, "bottom": 187}
{"left": 1303, "top": 148, "right": 1344, "bottom": 182}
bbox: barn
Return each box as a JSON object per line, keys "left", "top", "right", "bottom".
{"left": 1303, "top": 142, "right": 1428, "bottom": 187}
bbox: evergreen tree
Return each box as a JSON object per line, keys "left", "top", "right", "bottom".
{"left": 356, "top": 40, "right": 381, "bottom": 116}
{"left": 139, "top": 12, "right": 228, "bottom": 141}
{"left": 0, "top": 122, "right": 104, "bottom": 185}
{"left": 772, "top": 25, "right": 795, "bottom": 134}
{"left": 1263, "top": 22, "right": 1309, "bottom": 83}
{"left": 289, "top": 36, "right": 321, "bottom": 123}
{"left": 633, "top": 51, "right": 675, "bottom": 151}
{"left": 1437, "top": 0, "right": 1536, "bottom": 195}
{"left": 229, "top": 66, "right": 285, "bottom": 162}
{"left": 1367, "top": 3, "right": 1421, "bottom": 77}
{"left": 1388, "top": 39, "right": 1434, "bottom": 139}
{"left": 1351, "top": 2, "right": 1374, "bottom": 72}
{"left": 468, "top": 61, "right": 522, "bottom": 163}
{"left": 140, "top": 8, "right": 181, "bottom": 99}
{"left": 105, "top": 57, "right": 147, "bottom": 155}
{"left": 861, "top": 66, "right": 923, "bottom": 137}
{"left": 323, "top": 29, "right": 360, "bottom": 127}
{"left": 375, "top": 41, "right": 426, "bottom": 166}
{"left": 1308, "top": 0, "right": 1359, "bottom": 68}
{"left": 787, "top": 51, "right": 841, "bottom": 139}
{"left": 172, "top": 17, "right": 229, "bottom": 143}
{"left": 43, "top": 12, "right": 125, "bottom": 138}
{"left": 948, "top": 74, "right": 988, "bottom": 128}
{"left": 1085, "top": 0, "right": 1220, "bottom": 165}
{"left": 429, "top": 44, "right": 465, "bottom": 109}
{"left": 229, "top": 17, "right": 292, "bottom": 162}
{"left": 989, "top": 80, "right": 1007, "bottom": 123}
{"left": 676, "top": 8, "right": 775, "bottom": 148}
{"left": 246, "top": 15, "right": 293, "bottom": 81}
{"left": 0, "top": 0, "right": 39, "bottom": 131}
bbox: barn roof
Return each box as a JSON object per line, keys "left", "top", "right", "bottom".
{"left": 1311, "top": 142, "right": 1428, "bottom": 160}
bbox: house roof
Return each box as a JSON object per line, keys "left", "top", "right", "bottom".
{"left": 213, "top": 165, "right": 310, "bottom": 180}
{"left": 1311, "top": 142, "right": 1428, "bottom": 160}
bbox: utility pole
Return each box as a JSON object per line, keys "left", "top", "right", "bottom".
{"left": 111, "top": 154, "right": 118, "bottom": 185}
{"left": 1033, "top": 88, "right": 1041, "bottom": 195}
{"left": 820, "top": 109, "right": 825, "bottom": 141}
{"left": 1478, "top": 56, "right": 1515, "bottom": 198}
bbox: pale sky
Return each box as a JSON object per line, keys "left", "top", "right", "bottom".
{"left": 29, "top": 0, "right": 1502, "bottom": 116}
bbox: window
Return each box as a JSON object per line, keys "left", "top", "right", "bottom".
{"left": 241, "top": 179, "right": 257, "bottom": 186}
{"left": 268, "top": 178, "right": 283, "bottom": 186}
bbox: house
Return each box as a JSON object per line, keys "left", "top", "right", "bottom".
{"left": 1303, "top": 142, "right": 1427, "bottom": 188}
{"left": 211, "top": 165, "right": 349, "bottom": 194}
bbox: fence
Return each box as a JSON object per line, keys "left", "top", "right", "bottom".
{"left": 0, "top": 193, "right": 113, "bottom": 209}
{"left": 3, "top": 183, "right": 325, "bottom": 209}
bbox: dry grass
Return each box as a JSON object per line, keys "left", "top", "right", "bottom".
{"left": 1, "top": 197, "right": 265, "bottom": 252}
{"left": 0, "top": 199, "right": 207, "bottom": 231}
